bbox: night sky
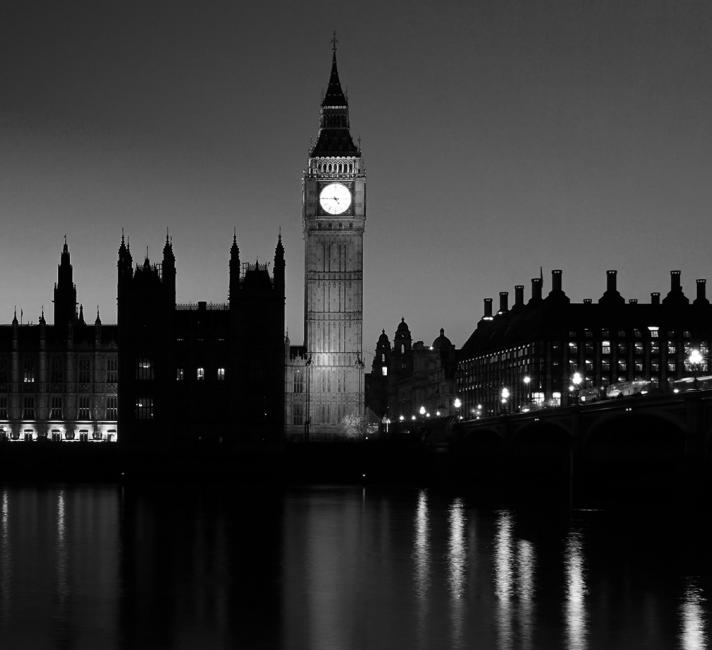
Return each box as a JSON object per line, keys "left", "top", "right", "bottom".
{"left": 2, "top": 1, "right": 712, "bottom": 360}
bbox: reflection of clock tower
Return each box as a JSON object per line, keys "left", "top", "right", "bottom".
{"left": 302, "top": 43, "right": 366, "bottom": 435}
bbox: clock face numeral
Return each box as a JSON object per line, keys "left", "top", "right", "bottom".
{"left": 319, "top": 183, "right": 352, "bottom": 215}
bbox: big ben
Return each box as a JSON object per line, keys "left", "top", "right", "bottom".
{"left": 302, "top": 41, "right": 365, "bottom": 435}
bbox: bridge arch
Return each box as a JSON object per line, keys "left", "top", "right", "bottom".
{"left": 583, "top": 411, "right": 687, "bottom": 502}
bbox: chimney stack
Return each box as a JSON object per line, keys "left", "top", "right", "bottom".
{"left": 498, "top": 291, "right": 509, "bottom": 314}
{"left": 531, "top": 277, "right": 542, "bottom": 302}
{"left": 651, "top": 292, "right": 660, "bottom": 305}
{"left": 552, "top": 269, "right": 562, "bottom": 293}
{"left": 606, "top": 270, "right": 617, "bottom": 293}
{"left": 671, "top": 270, "right": 681, "bottom": 292}
{"left": 514, "top": 285, "right": 524, "bottom": 307}
{"left": 697, "top": 279, "right": 707, "bottom": 303}
{"left": 483, "top": 298, "right": 493, "bottom": 320}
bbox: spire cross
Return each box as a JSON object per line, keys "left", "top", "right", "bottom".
{"left": 331, "top": 31, "right": 338, "bottom": 54}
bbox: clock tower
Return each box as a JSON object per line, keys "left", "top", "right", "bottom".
{"left": 302, "top": 42, "right": 366, "bottom": 435}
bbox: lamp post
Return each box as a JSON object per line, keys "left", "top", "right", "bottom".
{"left": 305, "top": 354, "right": 312, "bottom": 442}
{"left": 500, "top": 387, "right": 510, "bottom": 414}
{"left": 572, "top": 371, "right": 583, "bottom": 405}
{"left": 688, "top": 348, "right": 703, "bottom": 390}
{"left": 453, "top": 397, "right": 462, "bottom": 420}
{"left": 523, "top": 375, "right": 531, "bottom": 408}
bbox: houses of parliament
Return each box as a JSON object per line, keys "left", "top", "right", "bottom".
{"left": 0, "top": 46, "right": 367, "bottom": 445}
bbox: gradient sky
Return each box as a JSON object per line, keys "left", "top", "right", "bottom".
{"left": 2, "top": 0, "right": 712, "bottom": 360}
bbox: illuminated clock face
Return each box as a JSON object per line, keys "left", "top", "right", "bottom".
{"left": 319, "top": 183, "right": 352, "bottom": 215}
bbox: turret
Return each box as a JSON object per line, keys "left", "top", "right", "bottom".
{"left": 229, "top": 230, "right": 240, "bottom": 306}
{"left": 162, "top": 232, "right": 176, "bottom": 308}
{"left": 274, "top": 232, "right": 285, "bottom": 294}
{"left": 53, "top": 236, "right": 78, "bottom": 327}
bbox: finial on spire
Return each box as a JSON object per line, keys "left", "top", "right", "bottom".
{"left": 233, "top": 226, "right": 237, "bottom": 244}
{"left": 166, "top": 227, "right": 170, "bottom": 244}
{"left": 331, "top": 30, "right": 338, "bottom": 55}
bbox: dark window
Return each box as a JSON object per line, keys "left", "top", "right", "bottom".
{"left": 50, "top": 397, "right": 63, "bottom": 419}
{"left": 0, "top": 396, "right": 7, "bottom": 419}
{"left": 293, "top": 371, "right": 304, "bottom": 393}
{"left": 106, "top": 357, "right": 118, "bottom": 382}
{"left": 78, "top": 358, "right": 91, "bottom": 383}
{"left": 292, "top": 403, "right": 303, "bottom": 425}
{"left": 22, "top": 397, "right": 34, "bottom": 419}
{"left": 106, "top": 396, "right": 117, "bottom": 420}
{"left": 51, "top": 357, "right": 63, "bottom": 383}
{"left": 78, "top": 396, "right": 91, "bottom": 420}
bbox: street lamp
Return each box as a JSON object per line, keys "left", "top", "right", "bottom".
{"left": 453, "top": 397, "right": 462, "bottom": 419}
{"left": 523, "top": 375, "right": 531, "bottom": 408}
{"left": 501, "top": 387, "right": 510, "bottom": 414}
{"left": 571, "top": 371, "right": 583, "bottom": 404}
{"left": 689, "top": 348, "right": 703, "bottom": 389}
{"left": 419, "top": 405, "right": 426, "bottom": 416}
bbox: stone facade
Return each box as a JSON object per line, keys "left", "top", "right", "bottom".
{"left": 0, "top": 242, "right": 118, "bottom": 442}
{"left": 285, "top": 47, "right": 366, "bottom": 438}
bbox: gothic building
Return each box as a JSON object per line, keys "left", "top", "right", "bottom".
{"left": 457, "top": 270, "right": 712, "bottom": 417}
{"left": 118, "top": 233, "right": 285, "bottom": 447}
{"left": 366, "top": 320, "right": 459, "bottom": 426}
{"left": 285, "top": 44, "right": 366, "bottom": 438}
{"left": 0, "top": 241, "right": 118, "bottom": 442}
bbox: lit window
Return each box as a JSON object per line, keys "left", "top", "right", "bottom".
{"left": 667, "top": 362, "right": 676, "bottom": 373}
{"left": 650, "top": 341, "right": 659, "bottom": 354}
{"left": 23, "top": 360, "right": 35, "bottom": 383}
{"left": 668, "top": 343, "right": 676, "bottom": 354}
{"left": 634, "top": 342, "right": 644, "bottom": 355}
{"left": 552, "top": 392, "right": 561, "bottom": 406}
{"left": 197, "top": 367, "right": 205, "bottom": 381}
{"left": 136, "top": 358, "right": 153, "bottom": 380}
{"left": 217, "top": 368, "right": 225, "bottom": 381}
{"left": 135, "top": 397, "right": 154, "bottom": 420}
{"left": 568, "top": 342, "right": 578, "bottom": 354}
{"left": 601, "top": 341, "right": 611, "bottom": 354}
{"left": 381, "top": 366, "right": 387, "bottom": 377}
{"left": 176, "top": 368, "right": 184, "bottom": 381}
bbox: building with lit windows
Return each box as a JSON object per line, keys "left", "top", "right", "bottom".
{"left": 457, "top": 269, "right": 712, "bottom": 418}
{"left": 366, "top": 318, "right": 459, "bottom": 425}
{"left": 118, "top": 232, "right": 285, "bottom": 447}
{"left": 0, "top": 241, "right": 118, "bottom": 443}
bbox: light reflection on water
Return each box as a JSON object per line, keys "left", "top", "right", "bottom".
{"left": 0, "top": 486, "right": 708, "bottom": 649}
{"left": 565, "top": 528, "right": 587, "bottom": 650}
{"left": 448, "top": 497, "right": 466, "bottom": 649}
{"left": 517, "top": 538, "right": 535, "bottom": 650}
{"left": 495, "top": 509, "right": 515, "bottom": 650}
{"left": 682, "top": 579, "right": 708, "bottom": 650}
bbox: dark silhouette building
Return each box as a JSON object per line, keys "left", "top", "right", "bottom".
{"left": 457, "top": 269, "right": 712, "bottom": 417}
{"left": 366, "top": 319, "right": 458, "bottom": 426}
{"left": 0, "top": 240, "right": 118, "bottom": 442}
{"left": 118, "top": 233, "right": 285, "bottom": 447}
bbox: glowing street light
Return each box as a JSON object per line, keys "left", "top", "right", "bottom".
{"left": 453, "top": 397, "right": 462, "bottom": 409}
{"left": 419, "top": 405, "right": 426, "bottom": 416}
{"left": 689, "top": 348, "right": 704, "bottom": 389}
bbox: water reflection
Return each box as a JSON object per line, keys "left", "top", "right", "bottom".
{"left": 448, "top": 497, "right": 466, "bottom": 649}
{"left": 0, "top": 490, "right": 9, "bottom": 625}
{"left": 564, "top": 528, "right": 587, "bottom": 650}
{"left": 681, "top": 579, "right": 708, "bottom": 650}
{"left": 413, "top": 489, "right": 430, "bottom": 647}
{"left": 517, "top": 539, "right": 536, "bottom": 650}
{"left": 495, "top": 510, "right": 515, "bottom": 650}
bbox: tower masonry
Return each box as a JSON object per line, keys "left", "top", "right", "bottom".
{"left": 300, "top": 43, "right": 366, "bottom": 436}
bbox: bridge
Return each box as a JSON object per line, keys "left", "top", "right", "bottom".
{"left": 446, "top": 389, "right": 712, "bottom": 503}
